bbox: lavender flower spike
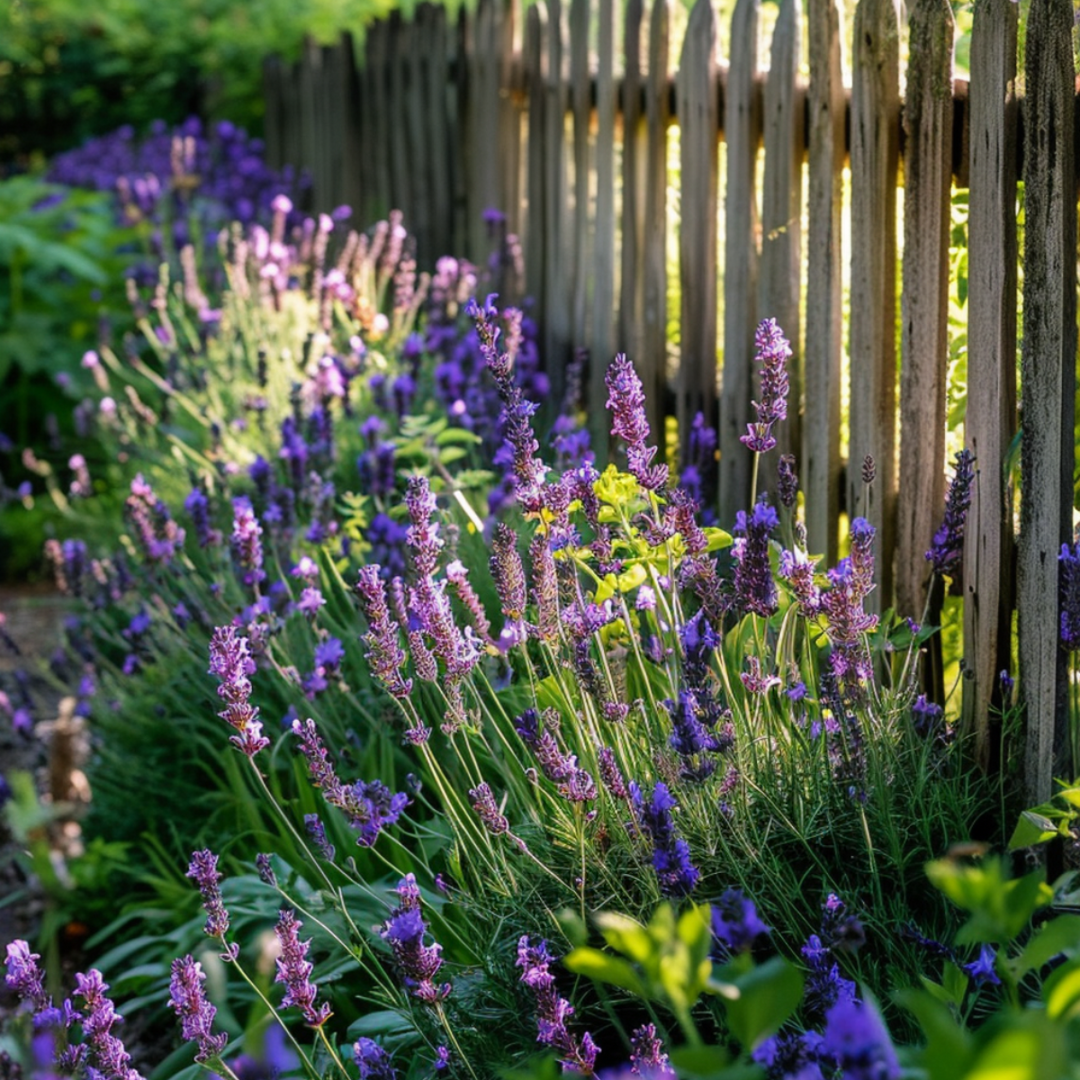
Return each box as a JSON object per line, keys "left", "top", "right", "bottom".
{"left": 355, "top": 566, "right": 413, "bottom": 699}
{"left": 73, "top": 969, "right": 146, "bottom": 1080}
{"left": 169, "top": 956, "right": 228, "bottom": 1063}
{"left": 1060, "top": 540, "right": 1080, "bottom": 651}
{"left": 381, "top": 874, "right": 451, "bottom": 1004}
{"left": 630, "top": 781, "right": 700, "bottom": 897}
{"left": 274, "top": 909, "right": 333, "bottom": 1026}
{"left": 741, "top": 318, "right": 791, "bottom": 454}
{"left": 926, "top": 449, "right": 975, "bottom": 578}
{"left": 5, "top": 940, "right": 50, "bottom": 1014}
{"left": 208, "top": 626, "right": 269, "bottom": 757}
{"left": 186, "top": 849, "right": 231, "bottom": 943}
{"left": 606, "top": 354, "right": 668, "bottom": 490}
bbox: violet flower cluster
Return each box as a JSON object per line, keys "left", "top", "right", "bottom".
{"left": 741, "top": 317, "right": 791, "bottom": 454}
{"left": 516, "top": 937, "right": 598, "bottom": 1075}
{"left": 380, "top": 874, "right": 450, "bottom": 1004}
{"left": 926, "top": 448, "right": 975, "bottom": 579}
{"left": 629, "top": 781, "right": 700, "bottom": 897}
{"left": 169, "top": 955, "right": 229, "bottom": 1064}
{"left": 207, "top": 625, "right": 269, "bottom": 757}
{"left": 274, "top": 909, "right": 333, "bottom": 1027}
{"left": 605, "top": 354, "right": 667, "bottom": 491}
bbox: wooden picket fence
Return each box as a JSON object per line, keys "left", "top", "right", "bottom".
{"left": 263, "top": 0, "right": 1079, "bottom": 801}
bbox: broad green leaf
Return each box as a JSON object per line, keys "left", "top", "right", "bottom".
{"left": 1008, "top": 915, "right": 1080, "bottom": 981}
{"left": 724, "top": 957, "right": 804, "bottom": 1051}
{"left": 1009, "top": 811, "right": 1061, "bottom": 851}
{"left": 595, "top": 912, "right": 654, "bottom": 965}
{"left": 894, "top": 988, "right": 973, "bottom": 1080}
{"left": 1043, "top": 956, "right": 1080, "bottom": 1020}
{"left": 433, "top": 426, "right": 482, "bottom": 447}
{"left": 667, "top": 1045, "right": 733, "bottom": 1079}
{"left": 563, "top": 946, "right": 647, "bottom": 998}
{"left": 963, "top": 1017, "right": 1066, "bottom": 1080}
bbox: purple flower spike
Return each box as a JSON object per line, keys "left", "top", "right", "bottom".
{"left": 208, "top": 626, "right": 269, "bottom": 757}
{"left": 630, "top": 781, "right": 699, "bottom": 897}
{"left": 73, "top": 969, "right": 145, "bottom": 1080}
{"left": 711, "top": 889, "right": 771, "bottom": 954}
{"left": 355, "top": 566, "right": 412, "bottom": 699}
{"left": 606, "top": 354, "right": 668, "bottom": 491}
{"left": 354, "top": 1038, "right": 398, "bottom": 1080}
{"left": 469, "top": 782, "right": 510, "bottom": 835}
{"left": 4, "top": 940, "right": 50, "bottom": 1014}
{"left": 926, "top": 449, "right": 975, "bottom": 578}
{"left": 630, "top": 1023, "right": 675, "bottom": 1078}
{"left": 1060, "top": 541, "right": 1080, "bottom": 651}
{"left": 740, "top": 319, "right": 791, "bottom": 454}
{"left": 821, "top": 999, "right": 900, "bottom": 1080}
{"left": 186, "top": 849, "right": 231, "bottom": 941}
{"left": 231, "top": 496, "right": 266, "bottom": 587}
{"left": 274, "top": 910, "right": 333, "bottom": 1027}
{"left": 733, "top": 498, "right": 779, "bottom": 617}
{"left": 516, "top": 937, "right": 598, "bottom": 1075}
{"left": 380, "top": 874, "right": 450, "bottom": 1004}
{"left": 169, "top": 956, "right": 228, "bottom": 1064}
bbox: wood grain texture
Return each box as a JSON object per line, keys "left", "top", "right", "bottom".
{"left": 570, "top": 0, "right": 591, "bottom": 351}
{"left": 848, "top": 0, "right": 900, "bottom": 612}
{"left": 642, "top": 0, "right": 671, "bottom": 459}
{"left": 896, "top": 0, "right": 954, "bottom": 620}
{"left": 963, "top": 0, "right": 1017, "bottom": 769}
{"left": 719, "top": 0, "right": 758, "bottom": 526}
{"left": 803, "top": 0, "right": 844, "bottom": 564}
{"left": 619, "top": 0, "right": 645, "bottom": 369}
{"left": 591, "top": 0, "right": 617, "bottom": 456}
{"left": 759, "top": 0, "right": 802, "bottom": 502}
{"left": 1020, "top": 0, "right": 1076, "bottom": 802}
{"left": 524, "top": 2, "right": 548, "bottom": 331}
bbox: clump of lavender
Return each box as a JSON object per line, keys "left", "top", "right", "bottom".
{"left": 605, "top": 354, "right": 667, "bottom": 491}
{"left": 801, "top": 895, "right": 862, "bottom": 1024}
{"left": 380, "top": 875, "right": 450, "bottom": 1004}
{"left": 207, "top": 626, "right": 269, "bottom": 757}
{"left": 516, "top": 937, "right": 598, "bottom": 1075}
{"left": 740, "top": 318, "right": 791, "bottom": 454}
{"left": 629, "top": 1024, "right": 675, "bottom": 1078}
{"left": 169, "top": 955, "right": 229, "bottom": 1064}
{"left": 274, "top": 909, "right": 333, "bottom": 1026}
{"left": 926, "top": 449, "right": 975, "bottom": 579}
{"left": 629, "top": 781, "right": 700, "bottom": 897}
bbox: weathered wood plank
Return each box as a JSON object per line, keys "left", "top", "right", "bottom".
{"left": 848, "top": 0, "right": 900, "bottom": 611}
{"left": 962, "top": 0, "right": 1018, "bottom": 770}
{"left": 619, "top": 0, "right": 645, "bottom": 366}
{"left": 498, "top": 0, "right": 522, "bottom": 240}
{"left": 803, "top": 0, "right": 844, "bottom": 564}
{"left": 402, "top": 19, "right": 432, "bottom": 263}
{"left": 524, "top": 2, "right": 548, "bottom": 327}
{"left": 570, "top": 0, "right": 591, "bottom": 351}
{"left": 719, "top": 0, "right": 758, "bottom": 525}
{"left": 677, "top": 0, "right": 720, "bottom": 474}
{"left": 1020, "top": 0, "right": 1076, "bottom": 802}
{"left": 642, "top": 0, "right": 671, "bottom": 457}
{"left": 543, "top": 0, "right": 571, "bottom": 397}
{"left": 421, "top": 7, "right": 454, "bottom": 262}
{"left": 364, "top": 22, "right": 393, "bottom": 219}
{"left": 759, "top": 0, "right": 802, "bottom": 502}
{"left": 387, "top": 15, "right": 412, "bottom": 223}
{"left": 591, "top": 0, "right": 617, "bottom": 455}
{"left": 896, "top": 0, "right": 954, "bottom": 621}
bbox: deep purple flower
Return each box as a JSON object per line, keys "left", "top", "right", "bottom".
{"left": 187, "top": 850, "right": 231, "bottom": 942}
{"left": 185, "top": 488, "right": 222, "bottom": 548}
{"left": 752, "top": 1031, "right": 826, "bottom": 1080}
{"left": 664, "top": 691, "right": 722, "bottom": 780}
{"left": 777, "top": 454, "right": 798, "bottom": 509}
{"left": 711, "top": 889, "right": 771, "bottom": 954}
{"left": 605, "top": 354, "right": 667, "bottom": 490}
{"left": 1060, "top": 541, "right": 1080, "bottom": 651}
{"left": 515, "top": 708, "right": 596, "bottom": 801}
{"left": 733, "top": 498, "right": 779, "bottom": 617}
{"left": 353, "top": 1038, "right": 398, "bottom": 1080}
{"left": 305, "top": 814, "right": 336, "bottom": 861}
{"left": 169, "top": 956, "right": 228, "bottom": 1063}
{"left": 779, "top": 547, "right": 821, "bottom": 615}
{"left": 598, "top": 746, "right": 629, "bottom": 799}
{"left": 821, "top": 999, "right": 900, "bottom": 1080}
{"left": 963, "top": 943, "right": 1001, "bottom": 986}
{"left": 741, "top": 319, "right": 791, "bottom": 454}
{"left": 491, "top": 523, "right": 527, "bottom": 621}
{"left": 274, "top": 910, "right": 332, "bottom": 1026}
{"left": 380, "top": 874, "right": 450, "bottom": 1004}
{"left": 926, "top": 449, "right": 975, "bottom": 578}
{"left": 516, "top": 937, "right": 598, "bottom": 1075}
{"left": 630, "top": 781, "right": 699, "bottom": 897}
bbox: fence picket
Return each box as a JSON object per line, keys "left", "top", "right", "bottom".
{"left": 421, "top": 6, "right": 454, "bottom": 263}
{"left": 896, "top": 0, "right": 954, "bottom": 627}
{"left": 759, "top": 0, "right": 802, "bottom": 501}
{"left": 571, "top": 0, "right": 591, "bottom": 353}
{"left": 619, "top": 0, "right": 645, "bottom": 369}
{"left": 525, "top": 2, "right": 548, "bottom": 334}
{"left": 592, "top": 0, "right": 617, "bottom": 452}
{"left": 849, "top": 0, "right": 900, "bottom": 612}
{"left": 803, "top": 0, "right": 843, "bottom": 564}
{"left": 963, "top": 0, "right": 1017, "bottom": 769}
{"left": 642, "top": 0, "right": 671, "bottom": 456}
{"left": 719, "top": 0, "right": 758, "bottom": 525}
{"left": 1020, "top": 0, "right": 1077, "bottom": 802}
